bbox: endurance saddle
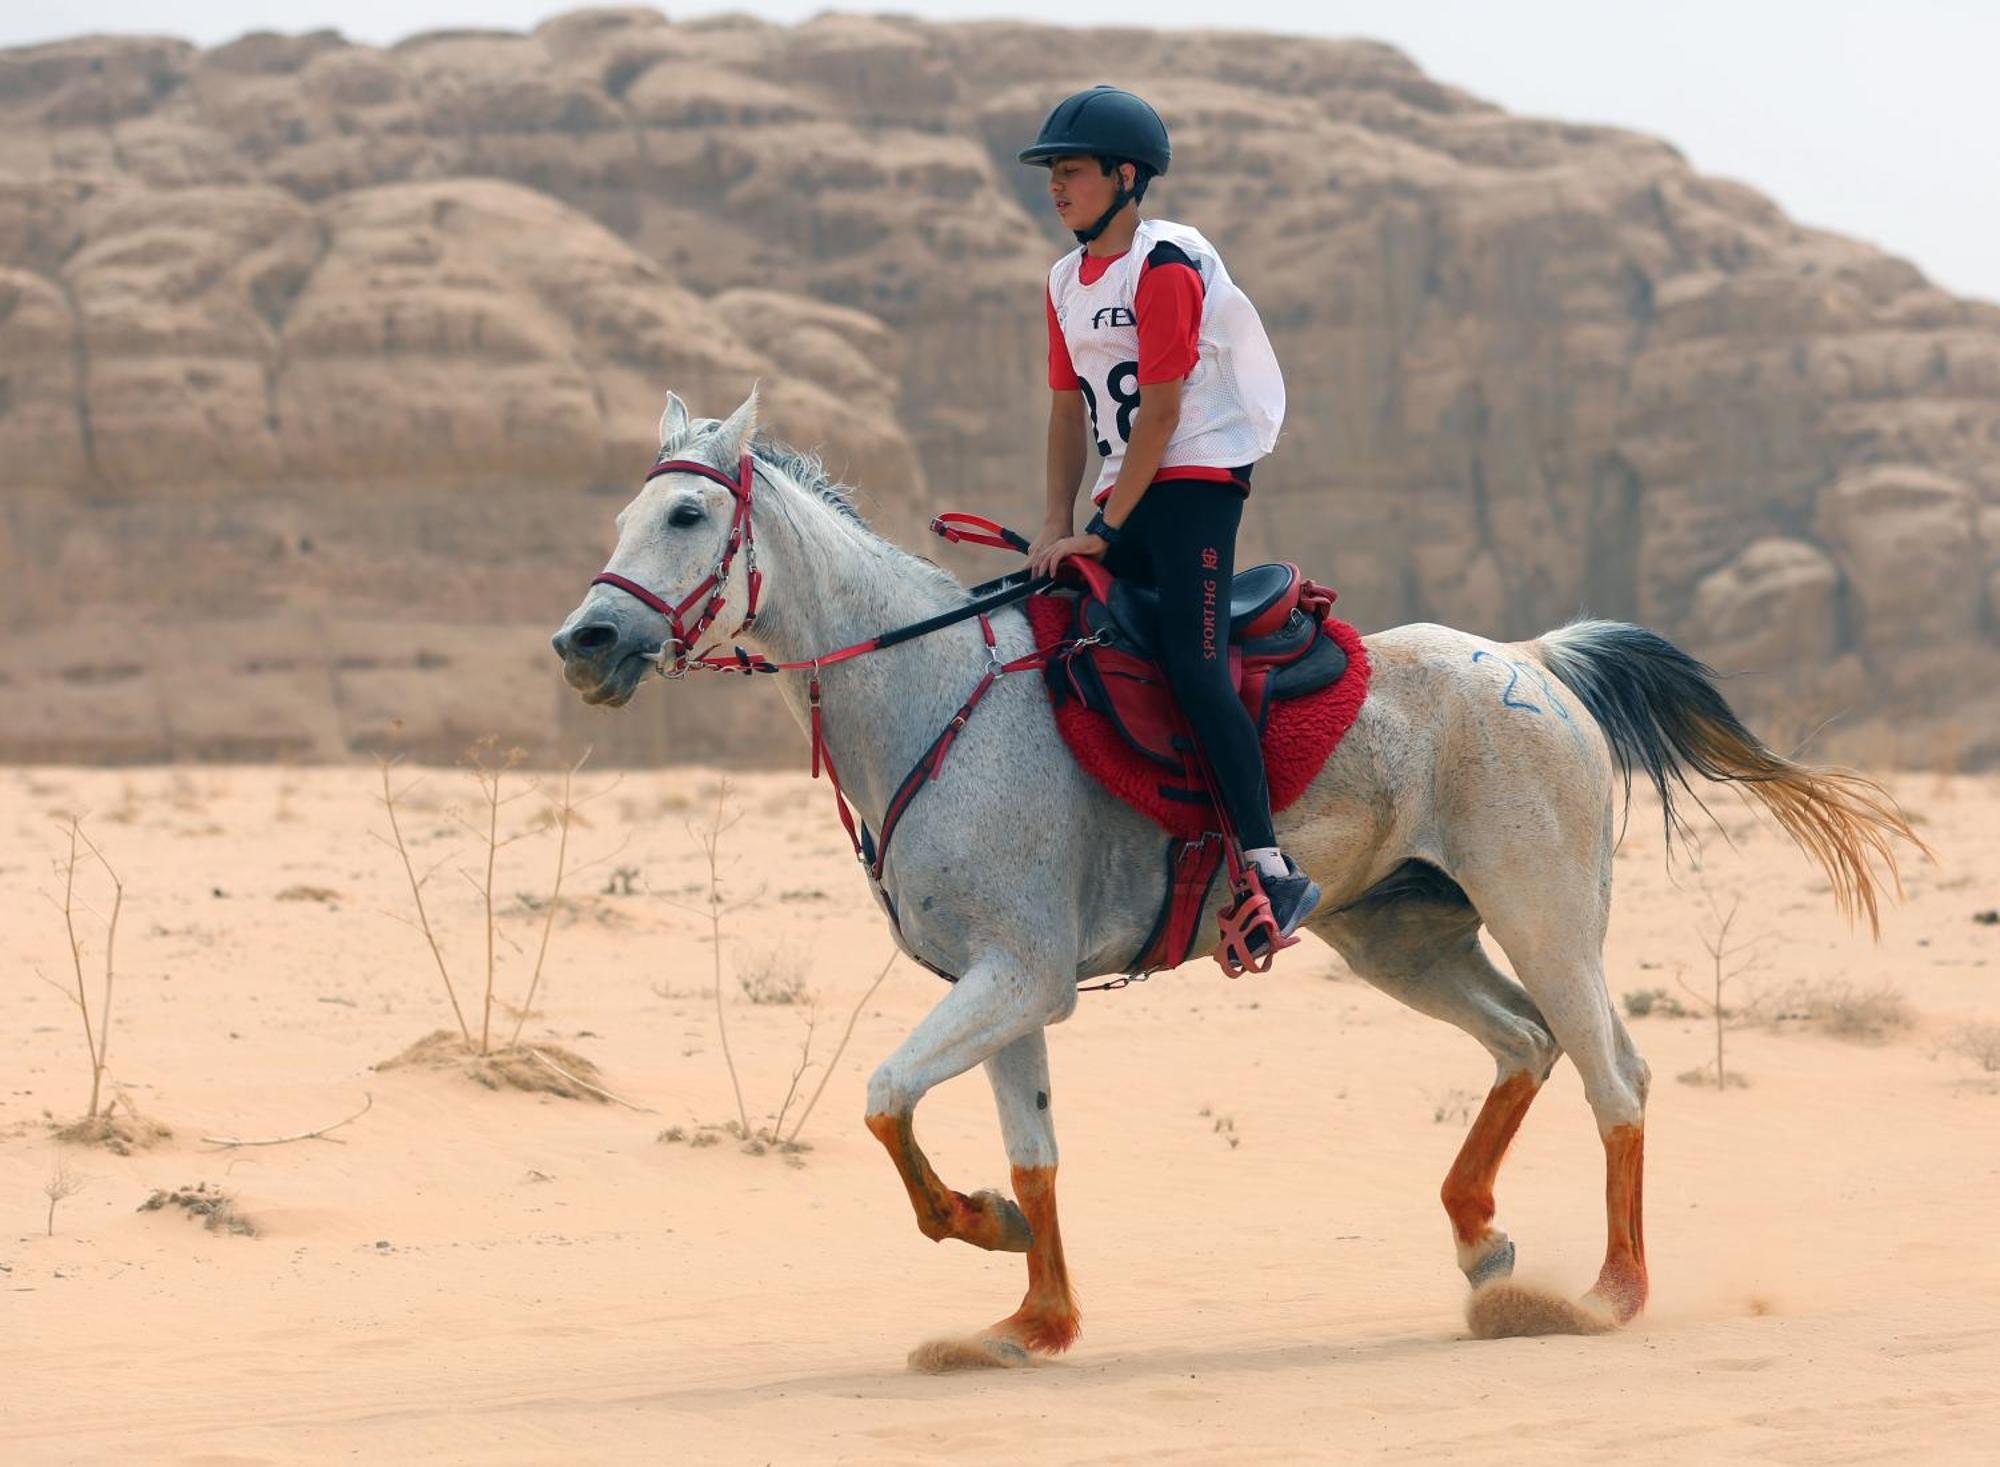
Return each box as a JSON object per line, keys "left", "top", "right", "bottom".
{"left": 1049, "top": 557, "right": 1350, "bottom": 772}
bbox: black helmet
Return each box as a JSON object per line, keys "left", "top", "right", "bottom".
{"left": 1018, "top": 85, "right": 1171, "bottom": 176}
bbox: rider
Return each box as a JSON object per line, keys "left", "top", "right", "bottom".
{"left": 1021, "top": 84, "right": 1320, "bottom": 946}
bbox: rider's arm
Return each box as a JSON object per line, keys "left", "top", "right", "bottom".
{"left": 1044, "top": 388, "right": 1089, "bottom": 534}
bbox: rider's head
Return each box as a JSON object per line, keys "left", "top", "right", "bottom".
{"left": 1017, "top": 85, "right": 1171, "bottom": 246}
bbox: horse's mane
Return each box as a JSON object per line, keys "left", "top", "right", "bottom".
{"left": 748, "top": 430, "right": 865, "bottom": 527}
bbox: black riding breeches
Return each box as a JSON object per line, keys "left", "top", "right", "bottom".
{"left": 1101, "top": 478, "right": 1278, "bottom": 851}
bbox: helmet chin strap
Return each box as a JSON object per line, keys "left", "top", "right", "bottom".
{"left": 1069, "top": 161, "right": 1147, "bottom": 245}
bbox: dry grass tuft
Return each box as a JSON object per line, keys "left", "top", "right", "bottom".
{"left": 54, "top": 1098, "right": 171, "bottom": 1155}
{"left": 1677, "top": 1063, "right": 1751, "bottom": 1090}
{"left": 1760, "top": 980, "right": 1913, "bottom": 1044}
{"left": 378, "top": 1029, "right": 610, "bottom": 1101}
{"left": 139, "top": 1182, "right": 256, "bottom": 1236}
{"left": 737, "top": 943, "right": 810, "bottom": 1005}
{"left": 1622, "top": 987, "right": 1693, "bottom": 1020}
{"left": 1943, "top": 1021, "right": 2000, "bottom": 1074}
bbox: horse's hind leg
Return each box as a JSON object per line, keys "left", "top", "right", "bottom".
{"left": 979, "top": 1029, "right": 1080, "bottom": 1354}
{"left": 1464, "top": 875, "right": 1651, "bottom": 1324}
{"left": 1312, "top": 888, "right": 1561, "bottom": 1288}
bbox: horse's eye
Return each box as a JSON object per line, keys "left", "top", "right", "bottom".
{"left": 668, "top": 503, "right": 705, "bottom": 529}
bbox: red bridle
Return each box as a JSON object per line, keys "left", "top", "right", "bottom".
{"left": 590, "top": 452, "right": 763, "bottom": 676}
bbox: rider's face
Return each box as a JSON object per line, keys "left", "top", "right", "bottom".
{"left": 1046, "top": 155, "right": 1132, "bottom": 230}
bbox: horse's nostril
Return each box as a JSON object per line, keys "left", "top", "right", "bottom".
{"left": 564, "top": 622, "right": 620, "bottom": 658}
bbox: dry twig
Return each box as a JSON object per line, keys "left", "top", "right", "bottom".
{"left": 787, "top": 951, "right": 897, "bottom": 1145}
{"left": 375, "top": 758, "right": 472, "bottom": 1045}
{"left": 526, "top": 1051, "right": 656, "bottom": 1112}
{"left": 200, "top": 1094, "right": 375, "bottom": 1149}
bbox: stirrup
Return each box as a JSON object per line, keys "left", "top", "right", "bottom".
{"left": 1214, "top": 869, "right": 1296, "bottom": 978}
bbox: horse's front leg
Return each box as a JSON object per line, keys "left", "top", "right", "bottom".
{"left": 980, "top": 1029, "right": 1080, "bottom": 1354}
{"left": 864, "top": 954, "right": 1074, "bottom": 1254}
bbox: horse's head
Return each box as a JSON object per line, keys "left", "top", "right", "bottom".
{"left": 552, "top": 387, "right": 763, "bottom": 706}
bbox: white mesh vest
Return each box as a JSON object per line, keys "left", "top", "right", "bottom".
{"left": 1048, "top": 219, "right": 1286, "bottom": 503}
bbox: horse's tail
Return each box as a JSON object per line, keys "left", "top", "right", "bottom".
{"left": 1535, "top": 618, "right": 1926, "bottom": 935}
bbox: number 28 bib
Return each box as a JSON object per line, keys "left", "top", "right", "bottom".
{"left": 1048, "top": 219, "right": 1286, "bottom": 503}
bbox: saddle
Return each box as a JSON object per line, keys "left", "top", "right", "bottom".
{"left": 1049, "top": 557, "right": 1350, "bottom": 772}
{"left": 1027, "top": 557, "right": 1368, "bottom": 980}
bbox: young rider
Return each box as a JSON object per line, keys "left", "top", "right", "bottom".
{"left": 1020, "top": 85, "right": 1320, "bottom": 947}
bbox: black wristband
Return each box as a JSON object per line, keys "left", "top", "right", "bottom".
{"left": 1085, "top": 510, "right": 1121, "bottom": 547}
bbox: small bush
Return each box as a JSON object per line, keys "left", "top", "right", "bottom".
{"left": 1623, "top": 987, "right": 1692, "bottom": 1020}
{"left": 139, "top": 1183, "right": 256, "bottom": 1236}
{"left": 1761, "top": 981, "right": 1912, "bottom": 1043}
{"left": 737, "top": 944, "right": 810, "bottom": 1006}
{"left": 1944, "top": 1021, "right": 2000, "bottom": 1074}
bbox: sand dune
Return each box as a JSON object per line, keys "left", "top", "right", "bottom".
{"left": 4, "top": 764, "right": 1997, "bottom": 1463}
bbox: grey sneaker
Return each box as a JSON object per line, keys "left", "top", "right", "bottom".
{"left": 1246, "top": 857, "right": 1320, "bottom": 956}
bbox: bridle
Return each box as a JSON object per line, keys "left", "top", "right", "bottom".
{"left": 590, "top": 451, "right": 762, "bottom": 677}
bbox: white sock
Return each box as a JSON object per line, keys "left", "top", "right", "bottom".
{"left": 1245, "top": 846, "right": 1288, "bottom": 881}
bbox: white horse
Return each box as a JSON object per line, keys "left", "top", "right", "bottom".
{"left": 553, "top": 389, "right": 1917, "bottom": 1358}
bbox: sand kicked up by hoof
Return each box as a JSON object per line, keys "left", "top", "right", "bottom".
{"left": 907, "top": 1336, "right": 1034, "bottom": 1373}
{"left": 1466, "top": 1281, "right": 1617, "bottom": 1338}
{"left": 377, "top": 1029, "right": 609, "bottom": 1101}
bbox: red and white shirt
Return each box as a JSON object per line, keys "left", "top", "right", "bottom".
{"left": 1046, "top": 219, "right": 1286, "bottom": 504}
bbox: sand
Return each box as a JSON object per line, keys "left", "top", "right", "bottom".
{"left": 3, "top": 763, "right": 1998, "bottom": 1464}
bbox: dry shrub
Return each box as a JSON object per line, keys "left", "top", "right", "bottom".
{"left": 378, "top": 1029, "right": 610, "bottom": 1101}
{"left": 1622, "top": 987, "right": 1693, "bottom": 1020}
{"left": 1760, "top": 980, "right": 1913, "bottom": 1043}
{"left": 1677, "top": 1063, "right": 1751, "bottom": 1090}
{"left": 139, "top": 1182, "right": 256, "bottom": 1236}
{"left": 737, "top": 943, "right": 810, "bottom": 1005}
{"left": 54, "top": 1096, "right": 170, "bottom": 1155}
{"left": 1944, "top": 1021, "right": 2000, "bottom": 1074}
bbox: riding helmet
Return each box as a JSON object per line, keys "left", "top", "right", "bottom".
{"left": 1017, "top": 85, "right": 1172, "bottom": 176}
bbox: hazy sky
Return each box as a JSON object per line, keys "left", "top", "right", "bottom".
{"left": 8, "top": 1, "right": 1994, "bottom": 305}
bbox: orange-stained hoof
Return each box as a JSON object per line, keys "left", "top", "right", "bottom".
{"left": 1586, "top": 1256, "right": 1649, "bottom": 1325}
{"left": 985, "top": 1298, "right": 1082, "bottom": 1356}
{"left": 923, "top": 1188, "right": 1033, "bottom": 1252}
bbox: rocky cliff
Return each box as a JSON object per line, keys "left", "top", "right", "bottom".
{"left": 3, "top": 9, "right": 1997, "bottom": 766}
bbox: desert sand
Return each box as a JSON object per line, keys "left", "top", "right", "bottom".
{"left": 3, "top": 761, "right": 1998, "bottom": 1464}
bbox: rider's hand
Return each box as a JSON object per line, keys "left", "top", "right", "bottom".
{"left": 1025, "top": 519, "right": 1071, "bottom": 578}
{"left": 1029, "top": 532, "right": 1108, "bottom": 578}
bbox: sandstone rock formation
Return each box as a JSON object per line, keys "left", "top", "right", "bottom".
{"left": 3, "top": 10, "right": 1998, "bottom": 766}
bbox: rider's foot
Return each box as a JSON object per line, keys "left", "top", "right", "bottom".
{"left": 1247, "top": 856, "right": 1320, "bottom": 955}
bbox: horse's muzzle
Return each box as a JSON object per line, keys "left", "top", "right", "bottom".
{"left": 552, "top": 618, "right": 651, "bottom": 706}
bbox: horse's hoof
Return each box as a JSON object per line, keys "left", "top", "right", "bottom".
{"left": 1465, "top": 1238, "right": 1516, "bottom": 1289}
{"left": 961, "top": 1188, "right": 1034, "bottom": 1252}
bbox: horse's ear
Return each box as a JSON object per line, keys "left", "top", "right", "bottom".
{"left": 658, "top": 391, "right": 691, "bottom": 453}
{"left": 715, "top": 382, "right": 760, "bottom": 459}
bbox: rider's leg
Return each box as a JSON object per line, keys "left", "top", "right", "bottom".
{"left": 1128, "top": 481, "right": 1276, "bottom": 850}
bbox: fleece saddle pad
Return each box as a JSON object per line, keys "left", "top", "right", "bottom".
{"left": 1024, "top": 593, "right": 1372, "bottom": 838}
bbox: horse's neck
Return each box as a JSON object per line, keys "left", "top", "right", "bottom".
{"left": 746, "top": 485, "right": 978, "bottom": 819}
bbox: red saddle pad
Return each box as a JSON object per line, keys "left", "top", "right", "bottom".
{"left": 1024, "top": 596, "right": 1372, "bottom": 838}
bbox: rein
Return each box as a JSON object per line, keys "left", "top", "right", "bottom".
{"left": 586, "top": 458, "right": 1095, "bottom": 886}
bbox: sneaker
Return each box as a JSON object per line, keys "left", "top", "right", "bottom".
{"left": 1247, "top": 857, "right": 1321, "bottom": 956}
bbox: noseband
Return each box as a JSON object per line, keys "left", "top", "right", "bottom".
{"left": 590, "top": 451, "right": 762, "bottom": 675}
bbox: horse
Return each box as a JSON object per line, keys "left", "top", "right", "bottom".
{"left": 552, "top": 387, "right": 1919, "bottom": 1359}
